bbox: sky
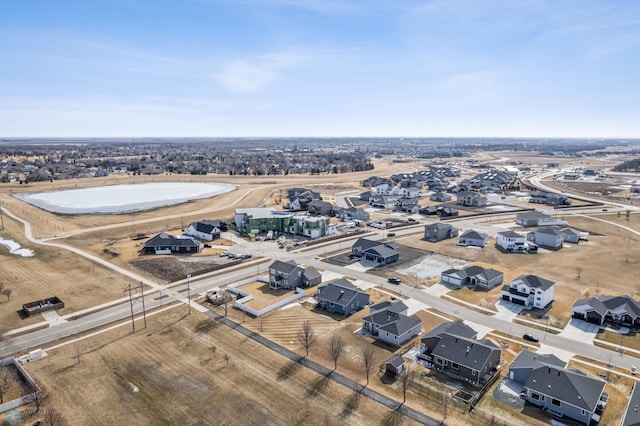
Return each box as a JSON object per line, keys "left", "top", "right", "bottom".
{"left": 1, "top": 0, "right": 638, "bottom": 138}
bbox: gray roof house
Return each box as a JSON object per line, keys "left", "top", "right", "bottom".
{"left": 523, "top": 364, "right": 607, "bottom": 425}
{"left": 424, "top": 223, "right": 458, "bottom": 242}
{"left": 369, "top": 194, "right": 399, "bottom": 209}
{"left": 508, "top": 349, "right": 566, "bottom": 385}
{"left": 501, "top": 274, "right": 555, "bottom": 310}
{"left": 622, "top": 381, "right": 640, "bottom": 426}
{"left": 515, "top": 211, "right": 562, "bottom": 227}
{"left": 315, "top": 278, "right": 370, "bottom": 316}
{"left": 441, "top": 265, "right": 504, "bottom": 290}
{"left": 572, "top": 295, "right": 640, "bottom": 329}
{"left": 456, "top": 191, "right": 487, "bottom": 207}
{"left": 185, "top": 220, "right": 222, "bottom": 241}
{"left": 430, "top": 192, "right": 452, "bottom": 202}
{"left": 420, "top": 324, "right": 500, "bottom": 387}
{"left": 361, "top": 301, "right": 422, "bottom": 346}
{"left": 268, "top": 259, "right": 322, "bottom": 290}
{"left": 395, "top": 197, "right": 420, "bottom": 213}
{"left": 142, "top": 233, "right": 201, "bottom": 255}
{"left": 351, "top": 238, "right": 399, "bottom": 265}
{"left": 457, "top": 229, "right": 490, "bottom": 247}
{"left": 384, "top": 355, "right": 406, "bottom": 377}
{"left": 526, "top": 226, "right": 564, "bottom": 248}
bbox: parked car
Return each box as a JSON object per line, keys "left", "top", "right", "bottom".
{"left": 387, "top": 232, "right": 396, "bottom": 237}
{"left": 388, "top": 277, "right": 401, "bottom": 285}
{"left": 408, "top": 217, "right": 417, "bottom": 222}
{"left": 523, "top": 333, "right": 539, "bottom": 343}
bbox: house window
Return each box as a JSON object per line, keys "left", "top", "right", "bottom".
{"left": 551, "top": 398, "right": 561, "bottom": 407}
{"left": 530, "top": 392, "right": 540, "bottom": 401}
{"left": 581, "top": 409, "right": 585, "bottom": 416}
{"left": 472, "top": 370, "right": 476, "bottom": 376}
{"left": 451, "top": 362, "right": 459, "bottom": 370}
{"left": 436, "top": 358, "right": 443, "bottom": 365}
{"left": 329, "top": 302, "right": 334, "bottom": 307}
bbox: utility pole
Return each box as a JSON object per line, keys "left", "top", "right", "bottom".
{"left": 124, "top": 282, "right": 148, "bottom": 332}
{"left": 0, "top": 201, "right": 4, "bottom": 230}
{"left": 187, "top": 274, "right": 192, "bottom": 315}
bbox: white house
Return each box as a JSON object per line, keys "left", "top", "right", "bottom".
{"left": 402, "top": 187, "right": 422, "bottom": 198}
{"left": 375, "top": 184, "right": 403, "bottom": 196}
{"left": 289, "top": 215, "right": 336, "bottom": 238}
{"left": 501, "top": 275, "right": 555, "bottom": 309}
{"left": 497, "top": 230, "right": 537, "bottom": 253}
{"left": 527, "top": 227, "right": 564, "bottom": 248}
{"left": 458, "top": 229, "right": 490, "bottom": 247}
{"left": 185, "top": 220, "right": 222, "bottom": 241}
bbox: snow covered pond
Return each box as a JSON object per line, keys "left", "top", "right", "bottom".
{"left": 14, "top": 182, "right": 236, "bottom": 214}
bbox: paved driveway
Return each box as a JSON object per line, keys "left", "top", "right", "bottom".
{"left": 558, "top": 318, "right": 600, "bottom": 344}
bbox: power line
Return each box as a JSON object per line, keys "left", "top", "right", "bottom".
{"left": 123, "top": 281, "right": 147, "bottom": 332}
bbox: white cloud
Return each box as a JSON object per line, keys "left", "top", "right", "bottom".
{"left": 212, "top": 51, "right": 306, "bottom": 92}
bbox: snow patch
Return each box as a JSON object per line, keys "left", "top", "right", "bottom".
{"left": 0, "top": 237, "right": 35, "bottom": 257}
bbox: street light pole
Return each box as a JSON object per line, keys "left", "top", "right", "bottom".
{"left": 187, "top": 274, "right": 192, "bottom": 315}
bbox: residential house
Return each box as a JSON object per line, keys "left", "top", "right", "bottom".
{"left": 419, "top": 321, "right": 501, "bottom": 387}
{"left": 395, "top": 197, "right": 420, "bottom": 214}
{"left": 362, "top": 176, "right": 394, "bottom": 188}
{"left": 351, "top": 238, "right": 400, "bottom": 265}
{"left": 456, "top": 191, "right": 487, "bottom": 207}
{"left": 185, "top": 220, "right": 222, "bottom": 241}
{"left": 529, "top": 190, "right": 571, "bottom": 206}
{"left": 527, "top": 227, "right": 564, "bottom": 248}
{"left": 142, "top": 233, "right": 201, "bottom": 255}
{"left": 375, "top": 183, "right": 403, "bottom": 196}
{"left": 457, "top": 229, "right": 490, "bottom": 247}
{"left": 497, "top": 230, "right": 537, "bottom": 253}
{"left": 339, "top": 207, "right": 370, "bottom": 222}
{"left": 286, "top": 188, "right": 322, "bottom": 211}
{"left": 501, "top": 275, "right": 555, "bottom": 309}
{"left": 402, "top": 187, "right": 422, "bottom": 198}
{"left": 430, "top": 192, "right": 452, "bottom": 202}
{"left": 515, "top": 211, "right": 564, "bottom": 227}
{"left": 572, "top": 295, "right": 640, "bottom": 329}
{"left": 369, "top": 194, "right": 399, "bottom": 209}
{"left": 508, "top": 349, "right": 565, "bottom": 384}
{"left": 315, "top": 278, "right": 370, "bottom": 316}
{"left": 268, "top": 259, "right": 321, "bottom": 290}
{"left": 307, "top": 200, "right": 336, "bottom": 216}
{"left": 424, "top": 223, "right": 458, "bottom": 242}
{"left": 361, "top": 301, "right": 422, "bottom": 346}
{"left": 441, "top": 265, "right": 504, "bottom": 290}
{"left": 522, "top": 364, "right": 607, "bottom": 425}
{"left": 621, "top": 382, "right": 640, "bottom": 426}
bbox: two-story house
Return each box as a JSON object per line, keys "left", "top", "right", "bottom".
{"left": 501, "top": 274, "right": 555, "bottom": 309}
{"left": 497, "top": 230, "right": 537, "bottom": 253}
{"left": 268, "top": 259, "right": 322, "bottom": 290}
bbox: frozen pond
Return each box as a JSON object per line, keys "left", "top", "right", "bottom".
{"left": 14, "top": 182, "right": 236, "bottom": 214}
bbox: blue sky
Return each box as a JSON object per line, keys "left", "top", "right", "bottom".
{"left": 1, "top": 0, "right": 638, "bottom": 137}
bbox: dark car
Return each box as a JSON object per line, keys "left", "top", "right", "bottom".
{"left": 388, "top": 277, "right": 401, "bottom": 284}
{"left": 387, "top": 232, "right": 396, "bottom": 237}
{"left": 523, "top": 333, "right": 539, "bottom": 343}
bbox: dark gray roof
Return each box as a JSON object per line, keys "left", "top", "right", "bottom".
{"left": 443, "top": 265, "right": 503, "bottom": 282}
{"left": 386, "top": 355, "right": 405, "bottom": 369}
{"left": 144, "top": 233, "right": 199, "bottom": 248}
{"left": 426, "top": 223, "right": 452, "bottom": 230}
{"left": 189, "top": 220, "right": 222, "bottom": 234}
{"left": 517, "top": 211, "right": 552, "bottom": 220}
{"left": 623, "top": 382, "right": 640, "bottom": 426}
{"left": 369, "top": 300, "right": 407, "bottom": 314}
{"left": 352, "top": 238, "right": 383, "bottom": 252}
{"left": 515, "top": 274, "right": 555, "bottom": 290}
{"left": 362, "top": 245, "right": 398, "bottom": 258}
{"left": 575, "top": 295, "right": 640, "bottom": 318}
{"left": 317, "top": 279, "right": 366, "bottom": 305}
{"left": 459, "top": 229, "right": 489, "bottom": 240}
{"left": 303, "top": 266, "right": 321, "bottom": 280}
{"left": 430, "top": 333, "right": 499, "bottom": 372}
{"left": 423, "top": 320, "right": 477, "bottom": 340}
{"left": 269, "top": 259, "right": 299, "bottom": 274}
{"left": 378, "top": 315, "right": 422, "bottom": 336}
{"left": 510, "top": 349, "right": 565, "bottom": 370}
{"left": 525, "top": 366, "right": 606, "bottom": 411}
{"left": 498, "top": 230, "right": 524, "bottom": 238}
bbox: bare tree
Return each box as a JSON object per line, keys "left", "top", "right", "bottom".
{"left": 224, "top": 353, "right": 230, "bottom": 366}
{"left": 361, "top": 347, "right": 376, "bottom": 386}
{"left": 27, "top": 379, "right": 48, "bottom": 413}
{"left": 297, "top": 320, "right": 317, "bottom": 356}
{"left": 1, "top": 288, "right": 13, "bottom": 301}
{"left": 0, "top": 368, "right": 11, "bottom": 403}
{"left": 211, "top": 290, "right": 235, "bottom": 316}
{"left": 210, "top": 345, "right": 217, "bottom": 358}
{"left": 575, "top": 265, "right": 582, "bottom": 280}
{"left": 326, "top": 334, "right": 346, "bottom": 370}
{"left": 44, "top": 410, "right": 68, "bottom": 426}
{"left": 400, "top": 369, "right": 414, "bottom": 404}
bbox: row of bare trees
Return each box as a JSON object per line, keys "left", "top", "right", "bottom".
{"left": 297, "top": 321, "right": 377, "bottom": 385}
